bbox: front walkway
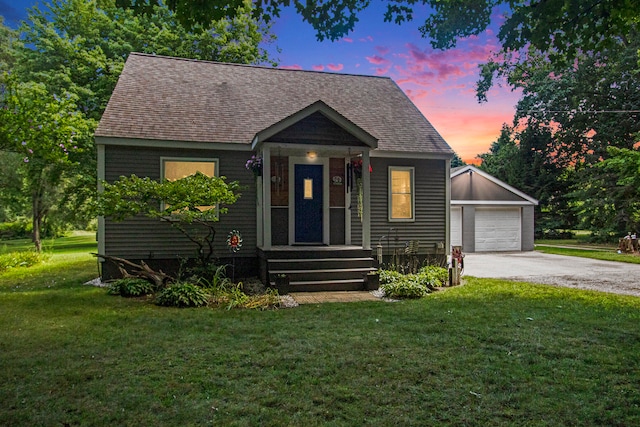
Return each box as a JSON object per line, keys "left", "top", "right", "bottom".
{"left": 289, "top": 291, "right": 380, "bottom": 304}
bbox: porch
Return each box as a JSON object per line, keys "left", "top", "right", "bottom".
{"left": 258, "top": 246, "right": 376, "bottom": 292}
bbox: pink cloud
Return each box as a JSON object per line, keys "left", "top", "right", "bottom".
{"left": 365, "top": 55, "right": 392, "bottom": 75}
{"left": 366, "top": 55, "right": 387, "bottom": 65}
{"left": 279, "top": 64, "right": 302, "bottom": 70}
{"left": 342, "top": 37, "right": 354, "bottom": 43}
{"left": 359, "top": 35, "right": 374, "bottom": 42}
{"left": 327, "top": 63, "right": 344, "bottom": 71}
{"left": 312, "top": 64, "right": 325, "bottom": 71}
{"left": 404, "top": 88, "right": 432, "bottom": 101}
{"left": 375, "top": 46, "right": 390, "bottom": 55}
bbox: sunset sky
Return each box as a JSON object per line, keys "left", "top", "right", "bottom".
{"left": 1, "top": 0, "right": 522, "bottom": 163}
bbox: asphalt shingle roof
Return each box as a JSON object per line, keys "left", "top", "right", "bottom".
{"left": 96, "top": 53, "right": 453, "bottom": 155}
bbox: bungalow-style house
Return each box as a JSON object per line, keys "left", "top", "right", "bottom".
{"left": 451, "top": 165, "right": 538, "bottom": 252}
{"left": 95, "top": 53, "right": 454, "bottom": 291}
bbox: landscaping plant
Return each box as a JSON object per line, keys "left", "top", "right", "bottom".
{"left": 379, "top": 265, "right": 449, "bottom": 299}
{"left": 155, "top": 281, "right": 210, "bottom": 308}
{"left": 106, "top": 278, "right": 156, "bottom": 297}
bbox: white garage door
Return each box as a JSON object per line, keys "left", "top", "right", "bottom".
{"left": 475, "top": 207, "right": 521, "bottom": 252}
{"left": 450, "top": 206, "right": 462, "bottom": 247}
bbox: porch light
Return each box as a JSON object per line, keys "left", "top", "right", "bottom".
{"left": 307, "top": 151, "right": 317, "bottom": 159}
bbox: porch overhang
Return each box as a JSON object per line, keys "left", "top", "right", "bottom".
{"left": 252, "top": 101, "right": 375, "bottom": 253}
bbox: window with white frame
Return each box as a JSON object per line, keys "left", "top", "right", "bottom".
{"left": 389, "top": 166, "right": 415, "bottom": 221}
{"left": 161, "top": 157, "right": 218, "bottom": 212}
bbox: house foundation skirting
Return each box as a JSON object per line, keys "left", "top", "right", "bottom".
{"left": 100, "top": 256, "right": 259, "bottom": 282}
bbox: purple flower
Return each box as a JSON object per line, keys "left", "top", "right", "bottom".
{"left": 21, "top": 141, "right": 26, "bottom": 146}
{"left": 23, "top": 157, "right": 29, "bottom": 163}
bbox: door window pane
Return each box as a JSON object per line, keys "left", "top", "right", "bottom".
{"left": 304, "top": 178, "right": 313, "bottom": 199}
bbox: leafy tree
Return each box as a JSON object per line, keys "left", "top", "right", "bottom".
{"left": 477, "top": 124, "right": 520, "bottom": 184}
{"left": 504, "top": 34, "right": 640, "bottom": 236}
{"left": 117, "top": 0, "right": 638, "bottom": 51}
{"left": 571, "top": 147, "right": 640, "bottom": 238}
{"left": 97, "top": 172, "right": 241, "bottom": 266}
{"left": 0, "top": 151, "right": 28, "bottom": 223}
{"left": 0, "top": 17, "right": 16, "bottom": 74}
{"left": 450, "top": 152, "right": 465, "bottom": 168}
{"left": 16, "top": 0, "right": 276, "bottom": 122}
{"left": 0, "top": 77, "right": 95, "bottom": 250}
{"left": 478, "top": 124, "right": 577, "bottom": 237}
{"left": 2, "top": 0, "right": 275, "bottom": 249}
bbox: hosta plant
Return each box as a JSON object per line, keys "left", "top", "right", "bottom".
{"left": 155, "top": 282, "right": 210, "bottom": 307}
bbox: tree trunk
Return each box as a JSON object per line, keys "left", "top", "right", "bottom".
{"left": 32, "top": 190, "right": 42, "bottom": 252}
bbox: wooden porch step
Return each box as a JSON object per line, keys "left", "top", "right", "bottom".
{"left": 272, "top": 279, "right": 366, "bottom": 292}
{"left": 269, "top": 267, "right": 375, "bottom": 275}
{"left": 259, "top": 246, "right": 376, "bottom": 292}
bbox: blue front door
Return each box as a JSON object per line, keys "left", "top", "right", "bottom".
{"left": 295, "top": 164, "right": 323, "bottom": 243}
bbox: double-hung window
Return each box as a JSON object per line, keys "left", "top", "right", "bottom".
{"left": 388, "top": 166, "right": 415, "bottom": 221}
{"left": 161, "top": 157, "right": 218, "bottom": 213}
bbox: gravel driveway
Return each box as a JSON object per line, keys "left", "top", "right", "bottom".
{"left": 462, "top": 251, "right": 640, "bottom": 297}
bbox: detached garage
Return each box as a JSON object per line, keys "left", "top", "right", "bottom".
{"left": 450, "top": 165, "right": 538, "bottom": 252}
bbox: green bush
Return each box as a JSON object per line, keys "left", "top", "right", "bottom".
{"left": 107, "top": 278, "right": 156, "bottom": 297}
{"left": 379, "top": 269, "right": 405, "bottom": 285}
{"left": 156, "top": 282, "right": 210, "bottom": 308}
{"left": 379, "top": 268, "right": 442, "bottom": 299}
{"left": 0, "top": 250, "right": 46, "bottom": 272}
{"left": 0, "top": 219, "right": 32, "bottom": 240}
{"left": 417, "top": 265, "right": 449, "bottom": 287}
{"left": 381, "top": 278, "right": 430, "bottom": 299}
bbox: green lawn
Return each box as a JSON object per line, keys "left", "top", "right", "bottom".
{"left": 0, "top": 230, "right": 97, "bottom": 254}
{"left": 535, "top": 244, "right": 640, "bottom": 264}
{"left": 1, "top": 239, "right": 640, "bottom": 425}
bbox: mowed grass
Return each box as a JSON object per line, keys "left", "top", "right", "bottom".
{"left": 1, "top": 238, "right": 640, "bottom": 425}
{"left": 0, "top": 230, "right": 98, "bottom": 255}
{"left": 536, "top": 245, "right": 640, "bottom": 264}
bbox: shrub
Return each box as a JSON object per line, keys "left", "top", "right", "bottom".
{"left": 381, "top": 278, "right": 430, "bottom": 299}
{"left": 0, "top": 219, "right": 32, "bottom": 240}
{"left": 0, "top": 250, "right": 46, "bottom": 272}
{"left": 379, "top": 268, "right": 441, "bottom": 298}
{"left": 107, "top": 278, "right": 156, "bottom": 297}
{"left": 379, "top": 269, "right": 405, "bottom": 285}
{"left": 156, "top": 282, "right": 210, "bottom": 308}
{"left": 417, "top": 265, "right": 449, "bottom": 287}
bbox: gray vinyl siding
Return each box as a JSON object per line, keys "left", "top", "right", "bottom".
{"left": 521, "top": 205, "right": 535, "bottom": 251}
{"left": 363, "top": 157, "right": 447, "bottom": 253}
{"left": 271, "top": 207, "right": 288, "bottom": 245}
{"left": 103, "top": 144, "right": 256, "bottom": 259}
{"left": 330, "top": 208, "right": 346, "bottom": 245}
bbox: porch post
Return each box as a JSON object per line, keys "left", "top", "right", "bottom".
{"left": 362, "top": 150, "right": 371, "bottom": 250}
{"left": 344, "top": 157, "right": 351, "bottom": 245}
{"left": 262, "top": 147, "right": 272, "bottom": 250}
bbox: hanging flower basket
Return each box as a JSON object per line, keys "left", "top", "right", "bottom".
{"left": 245, "top": 155, "right": 263, "bottom": 177}
{"left": 350, "top": 158, "right": 372, "bottom": 222}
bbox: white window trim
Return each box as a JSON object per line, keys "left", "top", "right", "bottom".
{"left": 388, "top": 166, "right": 415, "bottom": 222}
{"left": 160, "top": 157, "right": 220, "bottom": 217}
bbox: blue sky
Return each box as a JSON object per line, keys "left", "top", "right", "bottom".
{"left": 1, "top": 0, "right": 521, "bottom": 162}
